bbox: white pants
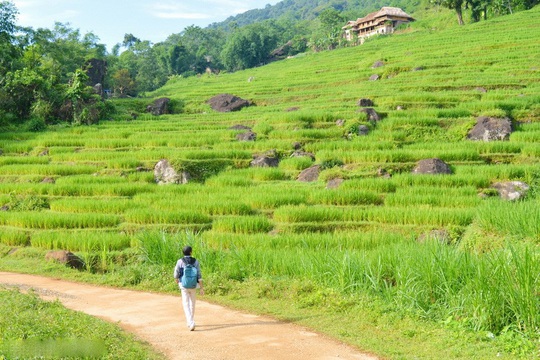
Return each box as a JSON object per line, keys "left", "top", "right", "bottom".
{"left": 180, "top": 287, "right": 197, "bottom": 328}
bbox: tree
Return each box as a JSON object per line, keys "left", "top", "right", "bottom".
{"left": 0, "top": 0, "right": 17, "bottom": 38}
{"left": 111, "top": 69, "right": 135, "bottom": 97}
{"left": 438, "top": 0, "right": 466, "bottom": 25}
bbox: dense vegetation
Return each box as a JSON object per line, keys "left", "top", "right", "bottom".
{"left": 1, "top": 1, "right": 540, "bottom": 359}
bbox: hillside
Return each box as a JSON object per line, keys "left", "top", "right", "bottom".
{"left": 1, "top": 6, "right": 540, "bottom": 359}
{"left": 209, "top": 0, "right": 425, "bottom": 29}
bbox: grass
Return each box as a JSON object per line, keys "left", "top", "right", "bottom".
{"left": 0, "top": 288, "right": 164, "bottom": 359}
{"left": 1, "top": 6, "right": 540, "bottom": 359}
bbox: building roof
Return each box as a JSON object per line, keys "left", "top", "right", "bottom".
{"left": 343, "top": 7, "right": 414, "bottom": 29}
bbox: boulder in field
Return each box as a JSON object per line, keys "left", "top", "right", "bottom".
{"left": 369, "top": 74, "right": 380, "bottom": 81}
{"left": 45, "top": 250, "right": 85, "bottom": 270}
{"left": 154, "top": 159, "right": 190, "bottom": 185}
{"left": 358, "top": 108, "right": 381, "bottom": 122}
{"left": 413, "top": 158, "right": 452, "bottom": 175}
{"left": 467, "top": 116, "right": 512, "bottom": 141}
{"left": 372, "top": 60, "right": 385, "bottom": 68}
{"left": 251, "top": 150, "right": 280, "bottom": 168}
{"left": 358, "top": 98, "right": 374, "bottom": 107}
{"left": 492, "top": 181, "right": 529, "bottom": 201}
{"left": 147, "top": 97, "right": 171, "bottom": 116}
{"left": 236, "top": 131, "right": 257, "bottom": 142}
{"left": 291, "top": 150, "right": 315, "bottom": 161}
{"left": 297, "top": 165, "right": 321, "bottom": 182}
{"left": 208, "top": 94, "right": 251, "bottom": 112}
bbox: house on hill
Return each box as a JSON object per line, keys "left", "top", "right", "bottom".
{"left": 343, "top": 7, "right": 415, "bottom": 44}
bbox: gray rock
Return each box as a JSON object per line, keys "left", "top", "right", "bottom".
{"left": 358, "top": 125, "right": 370, "bottom": 136}
{"left": 45, "top": 250, "right": 85, "bottom": 270}
{"left": 297, "top": 165, "right": 321, "bottom": 182}
{"left": 358, "top": 108, "right": 381, "bottom": 122}
{"left": 413, "top": 158, "right": 452, "bottom": 175}
{"left": 147, "top": 97, "right": 171, "bottom": 116}
{"left": 467, "top": 116, "right": 512, "bottom": 141}
{"left": 291, "top": 150, "right": 315, "bottom": 161}
{"left": 251, "top": 150, "right": 280, "bottom": 168}
{"left": 358, "top": 98, "right": 374, "bottom": 107}
{"left": 369, "top": 74, "right": 380, "bottom": 81}
{"left": 208, "top": 94, "right": 251, "bottom": 112}
{"left": 154, "top": 159, "right": 190, "bottom": 185}
{"left": 492, "top": 181, "right": 529, "bottom": 201}
{"left": 236, "top": 131, "right": 257, "bottom": 141}
{"left": 372, "top": 60, "right": 385, "bottom": 68}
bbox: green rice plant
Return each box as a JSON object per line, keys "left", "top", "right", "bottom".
{"left": 475, "top": 199, "right": 540, "bottom": 240}
{"left": 30, "top": 230, "right": 132, "bottom": 251}
{"left": 212, "top": 216, "right": 273, "bottom": 234}
{"left": 135, "top": 230, "right": 197, "bottom": 265}
{"left": 123, "top": 208, "right": 211, "bottom": 225}
{"left": 0, "top": 164, "right": 98, "bottom": 176}
{"left": 50, "top": 198, "right": 138, "bottom": 214}
{"left": 0, "top": 228, "right": 30, "bottom": 246}
{"left": 278, "top": 157, "right": 314, "bottom": 171}
{"left": 308, "top": 189, "right": 383, "bottom": 206}
{"left": 0, "top": 212, "right": 121, "bottom": 229}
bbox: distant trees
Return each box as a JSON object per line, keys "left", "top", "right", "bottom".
{"left": 432, "top": 0, "right": 539, "bottom": 24}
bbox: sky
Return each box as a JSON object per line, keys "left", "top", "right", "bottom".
{"left": 12, "top": 0, "right": 282, "bottom": 51}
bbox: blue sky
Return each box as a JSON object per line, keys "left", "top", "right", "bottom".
{"left": 12, "top": 0, "right": 281, "bottom": 51}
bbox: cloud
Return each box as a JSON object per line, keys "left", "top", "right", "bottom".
{"left": 150, "top": 2, "right": 212, "bottom": 20}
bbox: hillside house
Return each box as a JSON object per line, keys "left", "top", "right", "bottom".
{"left": 343, "top": 7, "right": 414, "bottom": 44}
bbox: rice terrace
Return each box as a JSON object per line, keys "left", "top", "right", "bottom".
{"left": 1, "top": 1, "right": 540, "bottom": 359}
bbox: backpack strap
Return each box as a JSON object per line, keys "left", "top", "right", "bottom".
{"left": 182, "top": 256, "right": 196, "bottom": 266}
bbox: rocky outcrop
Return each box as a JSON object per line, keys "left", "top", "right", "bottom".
{"left": 236, "top": 131, "right": 257, "bottom": 141}
{"left": 492, "top": 181, "right": 529, "bottom": 201}
{"left": 251, "top": 150, "right": 280, "bottom": 168}
{"left": 154, "top": 159, "right": 190, "bottom": 185}
{"left": 358, "top": 108, "right": 381, "bottom": 122}
{"left": 45, "top": 250, "right": 85, "bottom": 270}
{"left": 467, "top": 116, "right": 512, "bottom": 141}
{"left": 147, "top": 98, "right": 171, "bottom": 116}
{"left": 208, "top": 94, "right": 251, "bottom": 112}
{"left": 297, "top": 165, "right": 321, "bottom": 182}
{"left": 413, "top": 158, "right": 452, "bottom": 175}
{"left": 358, "top": 98, "right": 374, "bottom": 107}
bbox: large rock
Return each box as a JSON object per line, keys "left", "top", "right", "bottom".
{"left": 492, "top": 181, "right": 529, "bottom": 201}
{"left": 291, "top": 150, "right": 315, "bottom": 161}
{"left": 358, "top": 98, "right": 374, "bottom": 107}
{"left": 467, "top": 116, "right": 512, "bottom": 141}
{"left": 236, "top": 131, "right": 257, "bottom": 141}
{"left": 154, "top": 159, "right": 190, "bottom": 185}
{"left": 297, "top": 165, "right": 321, "bottom": 182}
{"left": 45, "top": 250, "right": 85, "bottom": 270}
{"left": 147, "top": 98, "right": 171, "bottom": 116}
{"left": 251, "top": 150, "right": 280, "bottom": 168}
{"left": 358, "top": 108, "right": 381, "bottom": 122}
{"left": 208, "top": 94, "right": 251, "bottom": 112}
{"left": 413, "top": 158, "right": 452, "bottom": 175}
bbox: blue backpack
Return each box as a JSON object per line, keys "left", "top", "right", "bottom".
{"left": 181, "top": 257, "right": 198, "bottom": 289}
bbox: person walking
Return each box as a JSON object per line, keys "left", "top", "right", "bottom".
{"left": 174, "top": 246, "right": 204, "bottom": 331}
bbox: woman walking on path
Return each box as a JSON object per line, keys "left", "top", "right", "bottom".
{"left": 174, "top": 246, "right": 204, "bottom": 331}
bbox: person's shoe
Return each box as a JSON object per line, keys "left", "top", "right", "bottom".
{"left": 189, "top": 323, "right": 195, "bottom": 331}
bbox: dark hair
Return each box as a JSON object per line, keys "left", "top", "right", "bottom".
{"left": 183, "top": 246, "right": 192, "bottom": 256}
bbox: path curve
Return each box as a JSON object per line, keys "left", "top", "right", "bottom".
{"left": 1, "top": 272, "right": 377, "bottom": 360}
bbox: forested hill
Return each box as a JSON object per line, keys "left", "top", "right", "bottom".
{"left": 209, "top": 0, "right": 424, "bottom": 29}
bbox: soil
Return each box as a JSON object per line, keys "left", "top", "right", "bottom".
{"left": 0, "top": 272, "right": 378, "bottom": 360}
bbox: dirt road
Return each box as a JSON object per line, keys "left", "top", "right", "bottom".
{"left": 0, "top": 272, "right": 377, "bottom": 360}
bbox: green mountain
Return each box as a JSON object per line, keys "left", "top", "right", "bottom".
{"left": 1, "top": 5, "right": 540, "bottom": 359}
{"left": 209, "top": 0, "right": 425, "bottom": 29}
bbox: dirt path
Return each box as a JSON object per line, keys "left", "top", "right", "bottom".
{"left": 1, "top": 272, "right": 377, "bottom": 360}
